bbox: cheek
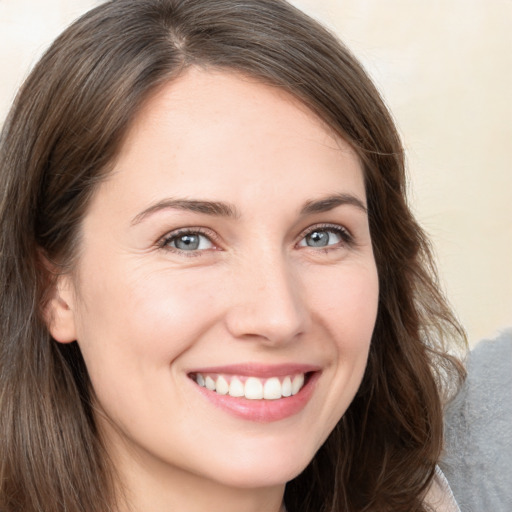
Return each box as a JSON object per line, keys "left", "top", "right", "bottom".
{"left": 310, "top": 261, "right": 379, "bottom": 342}
{"left": 71, "top": 266, "right": 223, "bottom": 433}
{"left": 73, "top": 263, "right": 222, "bottom": 370}
{"left": 310, "top": 262, "right": 378, "bottom": 407}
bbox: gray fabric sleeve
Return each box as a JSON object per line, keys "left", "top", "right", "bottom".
{"left": 440, "top": 329, "right": 512, "bottom": 512}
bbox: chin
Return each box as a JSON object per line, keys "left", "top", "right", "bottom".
{"left": 194, "top": 437, "right": 319, "bottom": 489}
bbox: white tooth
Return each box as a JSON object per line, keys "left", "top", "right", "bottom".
{"left": 205, "top": 376, "right": 216, "bottom": 391}
{"left": 281, "top": 376, "right": 292, "bottom": 397}
{"left": 291, "top": 374, "right": 305, "bottom": 395}
{"left": 244, "top": 377, "right": 263, "bottom": 399}
{"left": 263, "top": 377, "right": 282, "bottom": 400}
{"left": 229, "top": 377, "right": 245, "bottom": 397}
{"left": 196, "top": 374, "right": 205, "bottom": 387}
{"left": 216, "top": 376, "right": 229, "bottom": 395}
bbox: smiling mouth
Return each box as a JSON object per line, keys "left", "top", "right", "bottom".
{"left": 189, "top": 372, "right": 309, "bottom": 400}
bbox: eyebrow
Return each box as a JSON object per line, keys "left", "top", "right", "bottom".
{"left": 131, "top": 198, "right": 240, "bottom": 225}
{"left": 131, "top": 192, "right": 367, "bottom": 226}
{"left": 300, "top": 193, "right": 367, "bottom": 215}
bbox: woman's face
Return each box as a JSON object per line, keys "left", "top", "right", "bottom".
{"left": 50, "top": 69, "right": 378, "bottom": 494}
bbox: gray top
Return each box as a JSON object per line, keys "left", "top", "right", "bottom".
{"left": 441, "top": 329, "right": 512, "bottom": 512}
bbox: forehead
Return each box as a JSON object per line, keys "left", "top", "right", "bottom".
{"left": 126, "top": 68, "right": 346, "bottom": 150}
{"left": 92, "top": 67, "right": 365, "bottom": 217}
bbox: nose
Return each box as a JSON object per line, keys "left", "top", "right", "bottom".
{"left": 224, "top": 251, "right": 309, "bottom": 346}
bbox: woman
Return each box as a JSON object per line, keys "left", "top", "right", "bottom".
{"left": 0, "top": 1, "right": 465, "bottom": 511}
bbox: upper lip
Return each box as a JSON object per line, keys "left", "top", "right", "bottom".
{"left": 187, "top": 363, "right": 321, "bottom": 378}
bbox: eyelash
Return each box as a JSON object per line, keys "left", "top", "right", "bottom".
{"left": 298, "top": 223, "right": 354, "bottom": 249}
{"left": 158, "top": 227, "right": 218, "bottom": 256}
{"left": 157, "top": 223, "right": 353, "bottom": 256}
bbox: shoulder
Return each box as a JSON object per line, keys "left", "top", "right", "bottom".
{"left": 441, "top": 329, "right": 512, "bottom": 511}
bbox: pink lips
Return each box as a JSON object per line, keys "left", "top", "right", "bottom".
{"left": 187, "top": 363, "right": 320, "bottom": 422}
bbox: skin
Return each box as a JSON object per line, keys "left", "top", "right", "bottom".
{"left": 48, "top": 68, "right": 379, "bottom": 512}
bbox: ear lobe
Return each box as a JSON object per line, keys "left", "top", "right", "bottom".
{"left": 44, "top": 274, "right": 77, "bottom": 344}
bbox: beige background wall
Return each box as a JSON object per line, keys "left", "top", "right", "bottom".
{"left": 1, "top": 0, "right": 510, "bottom": 346}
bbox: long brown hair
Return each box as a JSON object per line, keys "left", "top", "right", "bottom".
{"left": 0, "top": 1, "right": 465, "bottom": 511}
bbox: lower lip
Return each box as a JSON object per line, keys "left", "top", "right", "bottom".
{"left": 190, "top": 372, "right": 319, "bottom": 423}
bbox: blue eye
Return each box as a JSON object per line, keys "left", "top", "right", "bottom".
{"left": 298, "top": 226, "right": 349, "bottom": 248}
{"left": 163, "top": 231, "right": 214, "bottom": 252}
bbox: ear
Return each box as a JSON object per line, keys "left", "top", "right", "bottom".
{"left": 43, "top": 273, "right": 77, "bottom": 344}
